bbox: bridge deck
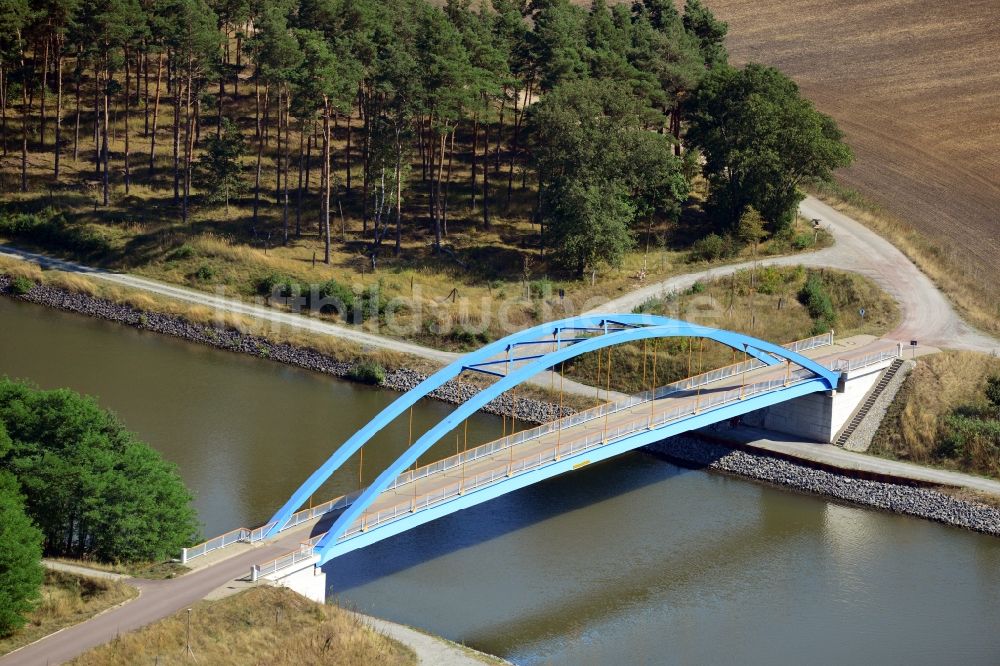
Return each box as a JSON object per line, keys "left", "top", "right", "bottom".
{"left": 250, "top": 336, "right": 898, "bottom": 574}
{"left": 342, "top": 338, "right": 896, "bottom": 537}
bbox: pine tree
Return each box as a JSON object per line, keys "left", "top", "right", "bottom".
{"left": 197, "top": 116, "right": 246, "bottom": 213}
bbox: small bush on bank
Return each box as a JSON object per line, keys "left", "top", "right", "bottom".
{"left": 688, "top": 233, "right": 732, "bottom": 262}
{"left": 793, "top": 232, "right": 816, "bottom": 250}
{"left": 193, "top": 265, "right": 215, "bottom": 282}
{"left": 10, "top": 276, "right": 34, "bottom": 295}
{"left": 798, "top": 272, "right": 836, "bottom": 333}
{"left": 348, "top": 361, "right": 386, "bottom": 385}
{"left": 529, "top": 279, "right": 553, "bottom": 299}
{"left": 986, "top": 375, "right": 1000, "bottom": 413}
{"left": 0, "top": 210, "right": 111, "bottom": 258}
{"left": 256, "top": 274, "right": 386, "bottom": 324}
{"left": 168, "top": 244, "right": 196, "bottom": 261}
{"left": 687, "top": 281, "right": 706, "bottom": 294}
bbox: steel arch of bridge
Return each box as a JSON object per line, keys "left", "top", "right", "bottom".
{"left": 266, "top": 314, "right": 840, "bottom": 563}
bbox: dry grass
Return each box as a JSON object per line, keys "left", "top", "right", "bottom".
{"left": 706, "top": 0, "right": 1000, "bottom": 331}
{"left": 870, "top": 351, "right": 1000, "bottom": 475}
{"left": 0, "top": 570, "right": 138, "bottom": 657}
{"left": 69, "top": 586, "right": 415, "bottom": 666}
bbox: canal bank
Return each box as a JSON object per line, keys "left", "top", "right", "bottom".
{"left": 647, "top": 434, "right": 1000, "bottom": 536}
{"left": 0, "top": 274, "right": 570, "bottom": 425}
{"left": 3, "top": 289, "right": 1000, "bottom": 665}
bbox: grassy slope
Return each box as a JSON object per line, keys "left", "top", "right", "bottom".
{"left": 704, "top": 0, "right": 1000, "bottom": 332}
{"left": 870, "top": 351, "right": 1000, "bottom": 479}
{"left": 69, "top": 586, "right": 415, "bottom": 666}
{"left": 0, "top": 570, "right": 137, "bottom": 656}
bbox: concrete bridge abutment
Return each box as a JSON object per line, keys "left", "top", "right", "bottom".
{"left": 261, "top": 556, "right": 327, "bottom": 604}
{"left": 742, "top": 353, "right": 899, "bottom": 443}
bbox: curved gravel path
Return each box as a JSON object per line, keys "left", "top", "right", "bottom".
{"left": 3, "top": 195, "right": 995, "bottom": 365}
{"left": 594, "top": 195, "right": 1000, "bottom": 354}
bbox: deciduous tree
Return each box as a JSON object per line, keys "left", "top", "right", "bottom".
{"left": 688, "top": 63, "right": 853, "bottom": 233}
{"left": 0, "top": 421, "right": 43, "bottom": 638}
{"left": 0, "top": 379, "right": 199, "bottom": 563}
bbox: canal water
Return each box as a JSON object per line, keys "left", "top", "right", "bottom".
{"left": 2, "top": 296, "right": 999, "bottom": 665}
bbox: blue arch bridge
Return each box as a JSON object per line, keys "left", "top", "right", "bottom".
{"left": 180, "top": 314, "right": 901, "bottom": 601}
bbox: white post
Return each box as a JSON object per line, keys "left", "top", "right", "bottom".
{"left": 181, "top": 548, "right": 188, "bottom": 565}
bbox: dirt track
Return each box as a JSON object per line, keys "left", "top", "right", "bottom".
{"left": 596, "top": 195, "right": 999, "bottom": 354}
{"left": 706, "top": 0, "right": 1000, "bottom": 291}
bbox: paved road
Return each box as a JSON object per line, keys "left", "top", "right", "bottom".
{"left": 595, "top": 196, "right": 1000, "bottom": 354}
{"left": 0, "top": 537, "right": 301, "bottom": 666}
{"left": 354, "top": 612, "right": 509, "bottom": 666}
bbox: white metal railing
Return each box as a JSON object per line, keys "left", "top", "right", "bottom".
{"left": 343, "top": 370, "right": 820, "bottom": 541}
{"left": 252, "top": 535, "right": 323, "bottom": 580}
{"left": 182, "top": 491, "right": 352, "bottom": 563}
{"left": 181, "top": 526, "right": 250, "bottom": 563}
{"left": 384, "top": 332, "right": 836, "bottom": 495}
{"left": 829, "top": 348, "right": 900, "bottom": 373}
{"left": 234, "top": 334, "right": 843, "bottom": 573}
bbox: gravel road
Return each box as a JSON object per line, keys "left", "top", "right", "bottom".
{"left": 594, "top": 196, "right": 1000, "bottom": 354}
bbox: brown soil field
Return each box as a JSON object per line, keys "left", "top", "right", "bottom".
{"left": 704, "top": 0, "right": 1000, "bottom": 295}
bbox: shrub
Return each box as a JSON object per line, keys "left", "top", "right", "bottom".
{"left": 317, "top": 279, "right": 355, "bottom": 317}
{"left": 687, "top": 281, "right": 706, "bottom": 295}
{"left": 986, "top": 375, "right": 1000, "bottom": 412}
{"left": 798, "top": 272, "right": 836, "bottom": 333}
{"left": 755, "top": 266, "right": 784, "bottom": 295}
{"left": 688, "top": 233, "right": 731, "bottom": 262}
{"left": 529, "top": 279, "right": 553, "bottom": 299}
{"left": 256, "top": 272, "right": 298, "bottom": 297}
{"left": 0, "top": 210, "right": 111, "bottom": 257}
{"left": 348, "top": 361, "right": 386, "bottom": 385}
{"left": 168, "top": 244, "right": 196, "bottom": 261}
{"left": 448, "top": 327, "right": 490, "bottom": 349}
{"left": 193, "top": 265, "right": 215, "bottom": 282}
{"left": 10, "top": 276, "right": 34, "bottom": 295}
{"left": 936, "top": 414, "right": 1000, "bottom": 474}
{"left": 793, "top": 232, "right": 816, "bottom": 250}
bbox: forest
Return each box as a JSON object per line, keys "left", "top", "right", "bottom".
{"left": 0, "top": 0, "right": 851, "bottom": 281}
